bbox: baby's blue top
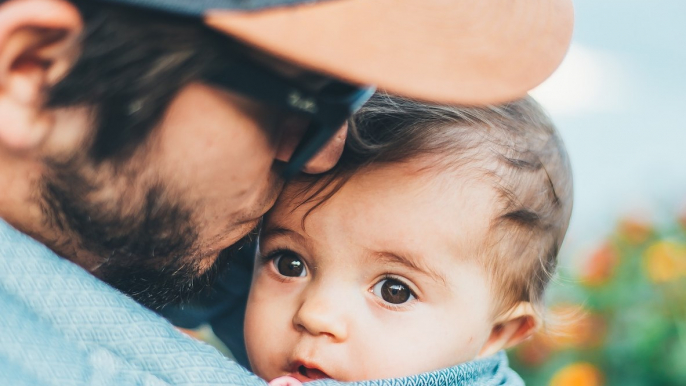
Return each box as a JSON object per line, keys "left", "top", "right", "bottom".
{"left": 0, "top": 218, "right": 523, "bottom": 385}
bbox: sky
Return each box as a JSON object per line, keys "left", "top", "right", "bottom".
{"left": 530, "top": 0, "right": 686, "bottom": 253}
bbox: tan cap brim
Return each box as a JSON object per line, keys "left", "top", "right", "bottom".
{"left": 205, "top": 0, "right": 573, "bottom": 105}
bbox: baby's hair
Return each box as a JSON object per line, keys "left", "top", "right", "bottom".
{"left": 294, "top": 93, "right": 573, "bottom": 317}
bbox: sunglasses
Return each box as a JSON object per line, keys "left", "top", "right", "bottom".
{"left": 203, "top": 52, "right": 375, "bottom": 179}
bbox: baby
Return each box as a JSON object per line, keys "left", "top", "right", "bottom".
{"left": 243, "top": 94, "right": 573, "bottom": 385}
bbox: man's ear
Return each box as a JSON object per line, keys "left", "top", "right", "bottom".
{"left": 478, "top": 302, "right": 540, "bottom": 358}
{"left": 0, "top": 0, "right": 82, "bottom": 154}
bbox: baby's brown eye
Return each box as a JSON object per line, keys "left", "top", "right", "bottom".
{"left": 372, "top": 278, "right": 415, "bottom": 305}
{"left": 273, "top": 252, "right": 306, "bottom": 277}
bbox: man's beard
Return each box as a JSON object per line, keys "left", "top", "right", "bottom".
{"left": 39, "top": 158, "right": 256, "bottom": 310}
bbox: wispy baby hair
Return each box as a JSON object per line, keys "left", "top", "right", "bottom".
{"left": 299, "top": 92, "right": 573, "bottom": 316}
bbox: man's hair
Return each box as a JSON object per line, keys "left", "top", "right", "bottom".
{"left": 44, "top": 1, "right": 243, "bottom": 162}
{"left": 297, "top": 93, "right": 573, "bottom": 316}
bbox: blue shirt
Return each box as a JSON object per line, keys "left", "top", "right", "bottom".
{"left": 0, "top": 218, "right": 522, "bottom": 385}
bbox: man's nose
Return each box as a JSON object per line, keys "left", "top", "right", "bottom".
{"left": 275, "top": 122, "right": 348, "bottom": 175}
{"left": 292, "top": 284, "right": 349, "bottom": 342}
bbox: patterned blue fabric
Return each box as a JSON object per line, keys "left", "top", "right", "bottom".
{"left": 0, "top": 218, "right": 523, "bottom": 385}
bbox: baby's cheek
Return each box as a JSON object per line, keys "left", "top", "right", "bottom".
{"left": 347, "top": 325, "right": 427, "bottom": 379}
{"left": 245, "top": 280, "right": 294, "bottom": 380}
{"left": 244, "top": 313, "right": 276, "bottom": 379}
{"left": 354, "top": 319, "right": 471, "bottom": 379}
{"left": 245, "top": 287, "right": 272, "bottom": 368}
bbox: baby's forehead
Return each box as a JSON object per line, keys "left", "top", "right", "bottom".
{"left": 267, "top": 160, "right": 500, "bottom": 251}
{"left": 281, "top": 156, "right": 499, "bottom": 207}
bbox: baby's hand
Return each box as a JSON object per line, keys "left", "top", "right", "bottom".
{"left": 269, "top": 376, "right": 304, "bottom": 386}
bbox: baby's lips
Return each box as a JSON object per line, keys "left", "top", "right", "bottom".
{"left": 269, "top": 376, "right": 304, "bottom": 386}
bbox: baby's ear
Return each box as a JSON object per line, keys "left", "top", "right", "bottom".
{"left": 477, "top": 302, "right": 540, "bottom": 358}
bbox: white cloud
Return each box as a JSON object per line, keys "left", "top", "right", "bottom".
{"left": 530, "top": 43, "right": 633, "bottom": 116}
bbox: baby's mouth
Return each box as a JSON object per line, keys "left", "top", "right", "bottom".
{"left": 290, "top": 364, "right": 330, "bottom": 381}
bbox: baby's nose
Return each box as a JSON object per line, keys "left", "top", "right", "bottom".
{"left": 292, "top": 286, "right": 349, "bottom": 342}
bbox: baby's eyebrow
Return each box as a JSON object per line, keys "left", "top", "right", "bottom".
{"left": 261, "top": 224, "right": 315, "bottom": 252}
{"left": 373, "top": 252, "right": 447, "bottom": 286}
{"left": 261, "top": 225, "right": 304, "bottom": 243}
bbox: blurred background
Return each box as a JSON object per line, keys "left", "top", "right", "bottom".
{"left": 508, "top": 0, "right": 686, "bottom": 385}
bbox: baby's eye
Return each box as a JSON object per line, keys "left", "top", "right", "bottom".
{"left": 272, "top": 251, "right": 307, "bottom": 278}
{"left": 372, "top": 278, "right": 415, "bottom": 305}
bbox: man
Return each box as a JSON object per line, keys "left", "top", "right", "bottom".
{"left": 0, "top": 0, "right": 573, "bottom": 384}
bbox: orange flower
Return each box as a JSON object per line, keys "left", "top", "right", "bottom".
{"left": 550, "top": 363, "right": 604, "bottom": 386}
{"left": 617, "top": 218, "right": 653, "bottom": 245}
{"left": 643, "top": 240, "right": 686, "bottom": 283}
{"left": 580, "top": 243, "right": 618, "bottom": 286}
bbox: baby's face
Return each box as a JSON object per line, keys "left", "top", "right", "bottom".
{"left": 245, "top": 162, "right": 500, "bottom": 382}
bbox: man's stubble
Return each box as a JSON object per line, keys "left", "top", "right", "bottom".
{"left": 39, "top": 156, "right": 256, "bottom": 310}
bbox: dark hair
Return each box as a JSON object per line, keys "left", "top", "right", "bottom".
{"left": 45, "top": 1, "right": 243, "bottom": 162}
{"left": 297, "top": 93, "right": 573, "bottom": 315}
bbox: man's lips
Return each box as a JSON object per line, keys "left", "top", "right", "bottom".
{"left": 287, "top": 362, "right": 331, "bottom": 382}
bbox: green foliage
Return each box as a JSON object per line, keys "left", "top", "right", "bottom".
{"left": 510, "top": 216, "right": 686, "bottom": 386}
